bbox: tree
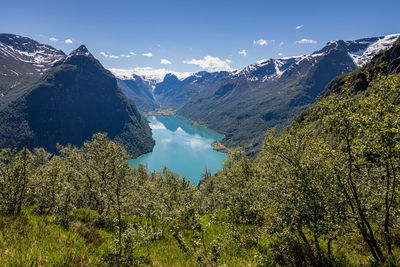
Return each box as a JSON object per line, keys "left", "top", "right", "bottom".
{"left": 318, "top": 75, "right": 400, "bottom": 261}
{"left": 257, "top": 127, "right": 347, "bottom": 266}
{"left": 0, "top": 147, "right": 32, "bottom": 215}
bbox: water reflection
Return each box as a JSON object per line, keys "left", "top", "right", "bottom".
{"left": 130, "top": 115, "right": 227, "bottom": 184}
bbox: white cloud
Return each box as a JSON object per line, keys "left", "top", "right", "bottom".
{"left": 238, "top": 49, "right": 247, "bottom": 56}
{"left": 278, "top": 52, "right": 283, "bottom": 57}
{"left": 296, "top": 25, "right": 303, "bottom": 30}
{"left": 49, "top": 37, "right": 57, "bottom": 42}
{"left": 279, "top": 42, "right": 285, "bottom": 46}
{"left": 101, "top": 51, "right": 136, "bottom": 58}
{"left": 253, "top": 39, "right": 268, "bottom": 46}
{"left": 161, "top": 59, "right": 172, "bottom": 65}
{"left": 187, "top": 136, "right": 209, "bottom": 149}
{"left": 109, "top": 67, "right": 194, "bottom": 83}
{"left": 162, "top": 138, "right": 172, "bottom": 143}
{"left": 100, "top": 51, "right": 119, "bottom": 59}
{"left": 142, "top": 52, "right": 153, "bottom": 57}
{"left": 149, "top": 120, "right": 166, "bottom": 130}
{"left": 64, "top": 39, "right": 73, "bottom": 44}
{"left": 183, "top": 55, "right": 234, "bottom": 72}
{"left": 296, "top": 38, "right": 317, "bottom": 44}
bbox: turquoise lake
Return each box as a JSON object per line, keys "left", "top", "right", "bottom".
{"left": 129, "top": 115, "right": 227, "bottom": 184}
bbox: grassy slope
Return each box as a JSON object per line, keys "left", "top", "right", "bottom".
{"left": 0, "top": 209, "right": 256, "bottom": 266}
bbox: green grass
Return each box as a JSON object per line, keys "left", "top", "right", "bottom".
{"left": 0, "top": 209, "right": 262, "bottom": 266}
{"left": 0, "top": 209, "right": 115, "bottom": 266}
{"left": 1, "top": 208, "right": 399, "bottom": 266}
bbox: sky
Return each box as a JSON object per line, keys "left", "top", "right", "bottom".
{"left": 1, "top": 0, "right": 399, "bottom": 74}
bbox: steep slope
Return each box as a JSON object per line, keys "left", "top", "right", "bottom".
{"left": 294, "top": 35, "right": 400, "bottom": 137}
{"left": 116, "top": 75, "right": 159, "bottom": 112}
{"left": 154, "top": 71, "right": 231, "bottom": 109}
{"left": 0, "top": 45, "right": 154, "bottom": 157}
{"left": 0, "top": 33, "right": 65, "bottom": 91}
{"left": 104, "top": 34, "right": 399, "bottom": 155}
{"left": 177, "top": 34, "right": 400, "bottom": 155}
{"left": 322, "top": 36, "right": 400, "bottom": 97}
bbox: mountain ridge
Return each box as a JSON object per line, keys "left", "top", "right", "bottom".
{"left": 112, "top": 33, "right": 400, "bottom": 155}
{"left": 0, "top": 35, "right": 154, "bottom": 157}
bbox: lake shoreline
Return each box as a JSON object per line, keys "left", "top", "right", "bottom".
{"left": 146, "top": 109, "right": 176, "bottom": 116}
{"left": 212, "top": 141, "right": 230, "bottom": 154}
{"left": 131, "top": 115, "right": 227, "bottom": 184}
{"left": 146, "top": 110, "right": 227, "bottom": 143}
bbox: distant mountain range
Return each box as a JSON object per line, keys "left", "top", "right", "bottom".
{"left": 295, "top": 34, "right": 400, "bottom": 135}
{"left": 0, "top": 34, "right": 154, "bottom": 157}
{"left": 0, "top": 33, "right": 65, "bottom": 93}
{"left": 112, "top": 34, "right": 400, "bottom": 155}
{"left": 1, "top": 32, "right": 398, "bottom": 157}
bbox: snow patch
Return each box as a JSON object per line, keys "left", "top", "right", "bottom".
{"left": 348, "top": 34, "right": 400, "bottom": 67}
{"left": 109, "top": 67, "right": 194, "bottom": 83}
{"left": 0, "top": 40, "right": 65, "bottom": 73}
{"left": 234, "top": 55, "right": 304, "bottom": 82}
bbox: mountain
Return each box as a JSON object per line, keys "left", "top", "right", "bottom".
{"left": 109, "top": 35, "right": 400, "bottom": 155}
{"left": 322, "top": 36, "right": 400, "bottom": 97}
{"left": 116, "top": 75, "right": 159, "bottom": 112}
{"left": 0, "top": 42, "right": 154, "bottom": 157}
{"left": 294, "top": 35, "right": 400, "bottom": 131}
{"left": 174, "top": 34, "right": 400, "bottom": 155}
{"left": 0, "top": 33, "right": 65, "bottom": 93}
{"left": 154, "top": 71, "right": 231, "bottom": 109}
{"left": 109, "top": 34, "right": 399, "bottom": 155}
{"left": 109, "top": 70, "right": 230, "bottom": 112}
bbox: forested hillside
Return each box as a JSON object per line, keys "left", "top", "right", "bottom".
{"left": 113, "top": 34, "right": 399, "bottom": 156}
{"left": 177, "top": 35, "right": 400, "bottom": 155}
{"left": 116, "top": 76, "right": 159, "bottom": 112}
{"left": 0, "top": 39, "right": 154, "bottom": 157}
{"left": 1, "top": 38, "right": 400, "bottom": 266}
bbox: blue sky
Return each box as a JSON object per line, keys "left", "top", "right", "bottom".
{"left": 1, "top": 0, "right": 399, "bottom": 73}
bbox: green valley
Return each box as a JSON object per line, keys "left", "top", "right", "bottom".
{"left": 2, "top": 1, "right": 400, "bottom": 265}
{"left": 1, "top": 36, "right": 400, "bottom": 266}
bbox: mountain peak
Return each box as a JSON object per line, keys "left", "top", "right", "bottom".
{"left": 164, "top": 73, "right": 179, "bottom": 80}
{"left": 69, "top": 45, "right": 92, "bottom": 57}
{"left": 0, "top": 38, "right": 155, "bottom": 157}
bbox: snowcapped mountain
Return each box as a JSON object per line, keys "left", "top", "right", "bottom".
{"left": 109, "top": 33, "right": 400, "bottom": 122}
{"left": 109, "top": 67, "right": 194, "bottom": 83}
{"left": 345, "top": 34, "right": 400, "bottom": 67}
{"left": 175, "top": 34, "right": 400, "bottom": 155}
{"left": 0, "top": 42, "right": 154, "bottom": 157}
{"left": 233, "top": 56, "right": 304, "bottom": 82}
{"left": 1, "top": 32, "right": 396, "bottom": 156}
{"left": 233, "top": 34, "right": 400, "bottom": 83}
{"left": 112, "top": 34, "right": 399, "bottom": 96}
{"left": 0, "top": 33, "right": 65, "bottom": 74}
{"left": 116, "top": 74, "right": 160, "bottom": 112}
{"left": 0, "top": 33, "right": 66, "bottom": 91}
{"left": 65, "top": 44, "right": 92, "bottom": 58}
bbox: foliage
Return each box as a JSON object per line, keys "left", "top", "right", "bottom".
{"left": 1, "top": 74, "right": 400, "bottom": 265}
